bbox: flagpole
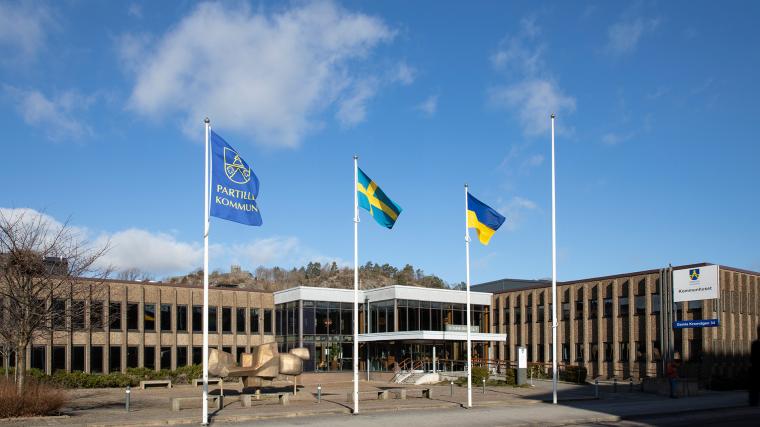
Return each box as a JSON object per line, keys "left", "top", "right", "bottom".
{"left": 464, "top": 184, "right": 472, "bottom": 409}
{"left": 353, "top": 155, "right": 360, "bottom": 414}
{"left": 551, "top": 113, "right": 558, "bottom": 405}
{"left": 202, "top": 118, "right": 210, "bottom": 424}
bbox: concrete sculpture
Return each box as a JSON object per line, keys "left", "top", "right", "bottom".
{"left": 208, "top": 343, "right": 310, "bottom": 389}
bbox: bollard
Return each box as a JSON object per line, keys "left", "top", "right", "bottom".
{"left": 629, "top": 378, "right": 633, "bottom": 392}
{"left": 613, "top": 378, "right": 617, "bottom": 393}
{"left": 317, "top": 384, "right": 322, "bottom": 403}
{"left": 125, "top": 385, "right": 131, "bottom": 412}
{"left": 482, "top": 378, "right": 486, "bottom": 394}
{"left": 450, "top": 380, "right": 454, "bottom": 396}
{"left": 594, "top": 379, "right": 599, "bottom": 399}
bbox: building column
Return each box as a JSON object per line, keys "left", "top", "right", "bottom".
{"left": 612, "top": 280, "right": 619, "bottom": 377}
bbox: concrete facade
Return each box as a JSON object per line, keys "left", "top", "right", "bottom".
{"left": 481, "top": 263, "right": 760, "bottom": 380}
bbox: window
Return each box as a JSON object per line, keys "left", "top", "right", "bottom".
{"left": 635, "top": 295, "right": 646, "bottom": 315}
{"left": 652, "top": 341, "right": 662, "bottom": 360}
{"left": 176, "top": 305, "right": 188, "bottom": 332}
{"left": 222, "top": 307, "right": 232, "bottom": 333}
{"left": 264, "top": 309, "right": 273, "bottom": 334}
{"left": 72, "top": 300, "right": 86, "bottom": 330}
{"left": 503, "top": 305, "right": 510, "bottom": 325}
{"left": 176, "top": 347, "right": 188, "bottom": 367}
{"left": 575, "top": 343, "right": 584, "bottom": 361}
{"left": 144, "top": 304, "right": 156, "bottom": 331}
{"left": 526, "top": 295, "right": 533, "bottom": 323}
{"left": 31, "top": 346, "right": 46, "bottom": 370}
{"left": 493, "top": 299, "right": 500, "bottom": 327}
{"left": 603, "top": 298, "right": 613, "bottom": 318}
{"left": 236, "top": 308, "right": 246, "bottom": 333}
{"left": 604, "top": 343, "right": 613, "bottom": 362}
{"left": 144, "top": 347, "right": 155, "bottom": 370}
{"left": 160, "top": 347, "right": 171, "bottom": 370}
{"left": 620, "top": 342, "right": 629, "bottom": 362}
{"left": 160, "top": 304, "right": 172, "bottom": 331}
{"left": 651, "top": 294, "right": 661, "bottom": 313}
{"left": 109, "top": 302, "right": 122, "bottom": 330}
{"left": 126, "top": 303, "right": 139, "bottom": 330}
{"left": 192, "top": 347, "right": 203, "bottom": 365}
{"left": 109, "top": 346, "right": 121, "bottom": 373}
{"left": 635, "top": 342, "right": 645, "bottom": 362}
{"left": 52, "top": 346, "right": 66, "bottom": 372}
{"left": 209, "top": 306, "right": 218, "bottom": 333}
{"left": 562, "top": 302, "right": 570, "bottom": 321}
{"left": 575, "top": 289, "right": 584, "bottom": 319}
{"left": 192, "top": 305, "right": 202, "bottom": 332}
{"left": 91, "top": 346, "right": 103, "bottom": 373}
{"left": 236, "top": 346, "right": 246, "bottom": 364}
{"left": 562, "top": 344, "right": 570, "bottom": 362}
{"left": 619, "top": 297, "right": 629, "bottom": 317}
{"left": 250, "top": 308, "right": 260, "bottom": 333}
{"left": 588, "top": 298, "right": 598, "bottom": 319}
{"left": 126, "top": 346, "right": 138, "bottom": 368}
{"left": 71, "top": 345, "right": 84, "bottom": 372}
{"left": 91, "top": 301, "right": 105, "bottom": 329}
{"left": 52, "top": 299, "right": 66, "bottom": 330}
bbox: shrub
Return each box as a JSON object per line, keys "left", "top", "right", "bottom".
{"left": 503, "top": 368, "right": 516, "bottom": 385}
{"left": 471, "top": 366, "right": 490, "bottom": 384}
{"left": 0, "top": 379, "right": 67, "bottom": 418}
{"left": 559, "top": 365, "right": 587, "bottom": 384}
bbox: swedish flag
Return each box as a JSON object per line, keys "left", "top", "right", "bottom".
{"left": 357, "top": 168, "right": 402, "bottom": 229}
{"left": 467, "top": 192, "right": 506, "bottom": 245}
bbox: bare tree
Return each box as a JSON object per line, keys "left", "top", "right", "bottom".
{"left": 117, "top": 268, "right": 153, "bottom": 282}
{"left": 0, "top": 210, "right": 110, "bottom": 394}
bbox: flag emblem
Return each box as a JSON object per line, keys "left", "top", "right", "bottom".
{"left": 689, "top": 269, "right": 700, "bottom": 281}
{"left": 223, "top": 147, "right": 252, "bottom": 184}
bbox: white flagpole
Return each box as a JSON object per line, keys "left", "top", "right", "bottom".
{"left": 353, "top": 155, "right": 360, "bottom": 414}
{"left": 464, "top": 184, "right": 472, "bottom": 409}
{"left": 551, "top": 113, "right": 558, "bottom": 405}
{"left": 202, "top": 118, "right": 211, "bottom": 424}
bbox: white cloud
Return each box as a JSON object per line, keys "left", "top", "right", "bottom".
{"left": 605, "top": 17, "right": 660, "bottom": 55}
{"left": 490, "top": 79, "right": 575, "bottom": 136}
{"left": 416, "top": 95, "right": 438, "bottom": 117}
{"left": 95, "top": 229, "right": 202, "bottom": 276}
{"left": 523, "top": 154, "right": 544, "bottom": 168}
{"left": 490, "top": 18, "right": 575, "bottom": 137}
{"left": 127, "top": 3, "right": 142, "bottom": 19}
{"left": 392, "top": 62, "right": 416, "bottom": 85}
{"left": 230, "top": 236, "right": 348, "bottom": 269}
{"left": 124, "top": 1, "right": 398, "bottom": 147}
{"left": 0, "top": 3, "right": 53, "bottom": 62}
{"left": 4, "top": 86, "right": 94, "bottom": 141}
{"left": 601, "top": 131, "right": 634, "bottom": 146}
{"left": 497, "top": 196, "right": 539, "bottom": 231}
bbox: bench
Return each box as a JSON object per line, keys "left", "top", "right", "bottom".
{"left": 140, "top": 379, "right": 172, "bottom": 389}
{"left": 170, "top": 395, "right": 221, "bottom": 412}
{"left": 241, "top": 392, "right": 290, "bottom": 407}
{"left": 192, "top": 377, "right": 241, "bottom": 387}
{"left": 346, "top": 390, "right": 388, "bottom": 402}
{"left": 390, "top": 388, "right": 431, "bottom": 399}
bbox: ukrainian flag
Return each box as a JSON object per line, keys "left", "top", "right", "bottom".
{"left": 357, "top": 168, "right": 402, "bottom": 229}
{"left": 467, "top": 192, "right": 506, "bottom": 245}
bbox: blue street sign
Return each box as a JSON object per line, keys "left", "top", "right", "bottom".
{"left": 673, "top": 319, "right": 720, "bottom": 329}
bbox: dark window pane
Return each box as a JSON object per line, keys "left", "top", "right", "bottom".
{"left": 264, "top": 309, "right": 272, "bottom": 334}
{"left": 651, "top": 294, "right": 661, "bottom": 313}
{"left": 250, "top": 308, "right": 260, "bottom": 333}
{"left": 31, "top": 346, "right": 46, "bottom": 370}
{"left": 236, "top": 308, "right": 246, "bottom": 333}
{"left": 52, "top": 299, "right": 66, "bottom": 330}
{"left": 126, "top": 346, "right": 138, "bottom": 368}
{"left": 127, "top": 303, "right": 139, "bottom": 330}
{"left": 222, "top": 307, "right": 232, "bottom": 333}
{"left": 603, "top": 298, "right": 613, "bottom": 318}
{"left": 144, "top": 304, "right": 156, "bottom": 331}
{"left": 209, "top": 306, "right": 217, "bottom": 333}
{"left": 109, "top": 302, "right": 122, "bottom": 330}
{"left": 144, "top": 346, "right": 155, "bottom": 369}
{"left": 52, "top": 346, "right": 66, "bottom": 372}
{"left": 109, "top": 346, "right": 121, "bottom": 372}
{"left": 192, "top": 347, "right": 202, "bottom": 365}
{"left": 72, "top": 301, "right": 86, "bottom": 330}
{"left": 91, "top": 346, "right": 103, "bottom": 373}
{"left": 160, "top": 347, "right": 171, "bottom": 370}
{"left": 635, "top": 295, "right": 646, "bottom": 315}
{"left": 176, "top": 347, "right": 188, "bottom": 367}
{"left": 236, "top": 346, "right": 246, "bottom": 364}
{"left": 160, "top": 304, "right": 172, "bottom": 331}
{"left": 91, "top": 301, "right": 105, "bottom": 329}
{"left": 71, "top": 345, "right": 84, "bottom": 372}
{"left": 177, "top": 305, "right": 188, "bottom": 332}
{"left": 192, "top": 305, "right": 202, "bottom": 332}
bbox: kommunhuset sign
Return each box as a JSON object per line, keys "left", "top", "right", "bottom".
{"left": 672, "top": 264, "right": 719, "bottom": 302}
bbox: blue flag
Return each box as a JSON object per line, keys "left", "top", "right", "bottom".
{"left": 209, "top": 130, "right": 262, "bottom": 226}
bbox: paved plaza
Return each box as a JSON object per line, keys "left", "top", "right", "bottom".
{"left": 0, "top": 373, "right": 754, "bottom": 426}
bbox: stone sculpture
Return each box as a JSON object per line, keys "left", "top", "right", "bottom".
{"left": 208, "top": 343, "right": 310, "bottom": 389}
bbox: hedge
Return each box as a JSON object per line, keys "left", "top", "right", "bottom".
{"left": 1, "top": 365, "right": 204, "bottom": 389}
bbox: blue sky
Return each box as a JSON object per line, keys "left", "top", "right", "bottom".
{"left": 1, "top": 0, "right": 758, "bottom": 284}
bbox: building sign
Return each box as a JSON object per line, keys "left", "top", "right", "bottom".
{"left": 444, "top": 324, "right": 480, "bottom": 333}
{"left": 673, "top": 319, "right": 720, "bottom": 329}
{"left": 673, "top": 265, "right": 719, "bottom": 302}
{"left": 518, "top": 347, "right": 527, "bottom": 369}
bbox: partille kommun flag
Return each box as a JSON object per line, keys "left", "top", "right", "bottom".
{"left": 209, "top": 130, "right": 262, "bottom": 226}
{"left": 357, "top": 168, "right": 402, "bottom": 229}
{"left": 467, "top": 192, "right": 506, "bottom": 245}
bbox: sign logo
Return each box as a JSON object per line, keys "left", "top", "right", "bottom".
{"left": 223, "top": 147, "right": 251, "bottom": 184}
{"left": 689, "top": 269, "right": 700, "bottom": 281}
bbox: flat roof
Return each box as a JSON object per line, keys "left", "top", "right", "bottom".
{"left": 274, "top": 285, "right": 493, "bottom": 306}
